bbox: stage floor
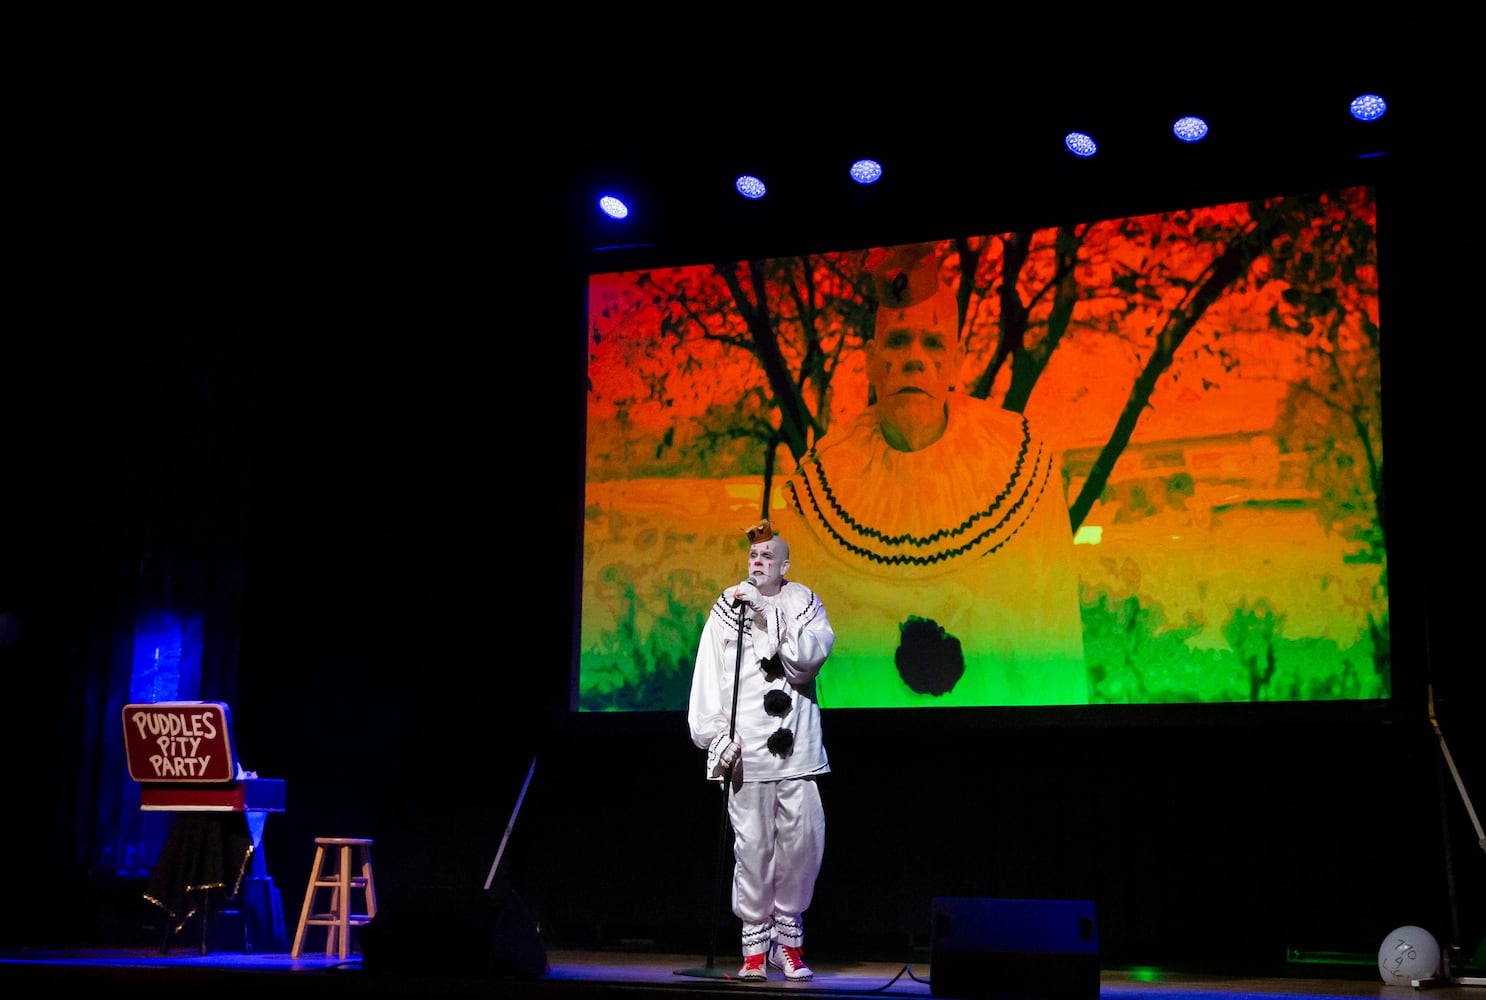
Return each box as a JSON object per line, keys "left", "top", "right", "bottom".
{"left": 1, "top": 946, "right": 1480, "bottom": 1000}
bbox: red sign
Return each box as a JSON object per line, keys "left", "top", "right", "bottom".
{"left": 122, "top": 701, "right": 236, "bottom": 783}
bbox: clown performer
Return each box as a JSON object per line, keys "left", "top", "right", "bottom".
{"left": 687, "top": 519, "right": 835, "bottom": 981}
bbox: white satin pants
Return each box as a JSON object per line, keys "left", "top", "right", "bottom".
{"left": 728, "top": 777, "right": 823, "bottom": 955}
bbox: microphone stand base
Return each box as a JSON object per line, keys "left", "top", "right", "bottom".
{"left": 674, "top": 965, "right": 739, "bottom": 980}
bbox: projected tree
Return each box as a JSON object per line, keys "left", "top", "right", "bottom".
{"left": 587, "top": 251, "right": 871, "bottom": 487}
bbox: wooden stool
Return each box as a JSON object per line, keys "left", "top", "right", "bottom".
{"left": 291, "top": 837, "right": 378, "bottom": 960}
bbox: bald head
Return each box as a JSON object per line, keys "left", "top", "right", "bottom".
{"left": 746, "top": 534, "right": 790, "bottom": 596}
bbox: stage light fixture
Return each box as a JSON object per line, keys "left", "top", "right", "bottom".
{"left": 598, "top": 195, "right": 629, "bottom": 220}
{"left": 850, "top": 158, "right": 883, "bottom": 184}
{"left": 1349, "top": 93, "right": 1387, "bottom": 122}
{"left": 1064, "top": 131, "right": 1098, "bottom": 158}
{"left": 736, "top": 174, "right": 767, "bottom": 200}
{"left": 1172, "top": 116, "right": 1209, "bottom": 143}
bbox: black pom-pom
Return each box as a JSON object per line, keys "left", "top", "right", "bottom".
{"left": 760, "top": 654, "right": 784, "bottom": 680}
{"left": 763, "top": 689, "right": 792, "bottom": 717}
{"left": 894, "top": 616, "right": 965, "bottom": 696}
{"left": 767, "top": 728, "right": 794, "bottom": 756}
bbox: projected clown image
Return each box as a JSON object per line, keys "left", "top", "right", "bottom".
{"left": 771, "top": 243, "right": 1085, "bottom": 707}
{"left": 578, "top": 186, "right": 1388, "bottom": 712}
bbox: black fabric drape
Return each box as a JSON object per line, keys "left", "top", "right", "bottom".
{"left": 142, "top": 812, "right": 253, "bottom": 935}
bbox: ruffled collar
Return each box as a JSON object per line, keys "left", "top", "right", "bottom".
{"left": 782, "top": 395, "right": 1057, "bottom": 574}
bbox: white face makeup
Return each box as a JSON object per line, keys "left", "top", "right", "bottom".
{"left": 746, "top": 538, "right": 790, "bottom": 595}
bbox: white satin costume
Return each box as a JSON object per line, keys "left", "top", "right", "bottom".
{"left": 688, "top": 579, "right": 835, "bottom": 958}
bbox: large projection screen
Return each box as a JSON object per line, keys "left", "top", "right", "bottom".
{"left": 577, "top": 185, "right": 1386, "bottom": 713}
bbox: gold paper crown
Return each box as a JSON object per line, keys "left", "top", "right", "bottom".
{"left": 745, "top": 519, "right": 774, "bottom": 543}
{"left": 870, "top": 242, "right": 942, "bottom": 310}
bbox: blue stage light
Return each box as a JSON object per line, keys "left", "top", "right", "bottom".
{"left": 850, "top": 159, "right": 883, "bottom": 184}
{"left": 1064, "top": 131, "right": 1098, "bottom": 158}
{"left": 598, "top": 195, "right": 629, "bottom": 220}
{"left": 1350, "top": 93, "right": 1387, "bottom": 122}
{"left": 1173, "top": 116, "right": 1209, "bottom": 142}
{"left": 735, "top": 174, "right": 767, "bottom": 200}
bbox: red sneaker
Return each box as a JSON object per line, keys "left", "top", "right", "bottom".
{"left": 737, "top": 953, "right": 766, "bottom": 980}
{"left": 769, "top": 943, "right": 813, "bottom": 980}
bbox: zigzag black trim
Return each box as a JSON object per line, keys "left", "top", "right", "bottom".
{"left": 804, "top": 415, "right": 1037, "bottom": 548}
{"left": 784, "top": 439, "right": 1054, "bottom": 568}
{"left": 791, "top": 590, "right": 824, "bottom": 625}
{"left": 711, "top": 595, "right": 754, "bottom": 633}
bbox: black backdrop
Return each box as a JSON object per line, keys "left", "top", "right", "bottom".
{"left": 3, "top": 53, "right": 1481, "bottom": 972}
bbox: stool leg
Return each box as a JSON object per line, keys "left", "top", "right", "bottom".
{"left": 336, "top": 844, "right": 352, "bottom": 961}
{"left": 291, "top": 845, "right": 326, "bottom": 958}
{"left": 323, "top": 883, "right": 338, "bottom": 957}
{"left": 361, "top": 845, "right": 377, "bottom": 920}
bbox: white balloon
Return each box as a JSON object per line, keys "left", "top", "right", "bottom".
{"left": 1378, "top": 925, "right": 1441, "bottom": 984}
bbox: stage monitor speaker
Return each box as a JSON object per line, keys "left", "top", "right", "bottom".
{"left": 361, "top": 886, "right": 548, "bottom": 980}
{"left": 930, "top": 897, "right": 1099, "bottom": 1000}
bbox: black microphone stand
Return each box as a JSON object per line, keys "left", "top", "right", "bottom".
{"left": 675, "top": 601, "right": 747, "bottom": 980}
